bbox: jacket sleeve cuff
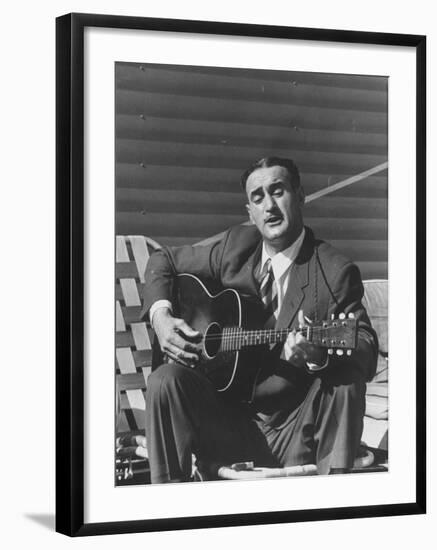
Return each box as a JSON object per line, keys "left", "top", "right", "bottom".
{"left": 306, "top": 354, "right": 329, "bottom": 373}
{"left": 149, "top": 300, "right": 173, "bottom": 328}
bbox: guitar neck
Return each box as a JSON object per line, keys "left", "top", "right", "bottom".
{"left": 221, "top": 326, "right": 307, "bottom": 352}
{"left": 219, "top": 315, "right": 357, "bottom": 354}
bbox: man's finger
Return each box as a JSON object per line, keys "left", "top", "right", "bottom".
{"left": 166, "top": 342, "right": 199, "bottom": 365}
{"left": 283, "top": 340, "right": 292, "bottom": 362}
{"left": 165, "top": 350, "right": 188, "bottom": 367}
{"left": 176, "top": 320, "right": 201, "bottom": 340}
{"left": 171, "top": 332, "right": 200, "bottom": 355}
{"left": 286, "top": 331, "right": 297, "bottom": 348}
{"left": 298, "top": 310, "right": 305, "bottom": 328}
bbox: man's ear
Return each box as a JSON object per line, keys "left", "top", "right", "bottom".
{"left": 246, "top": 203, "right": 254, "bottom": 224}
{"left": 298, "top": 186, "right": 305, "bottom": 205}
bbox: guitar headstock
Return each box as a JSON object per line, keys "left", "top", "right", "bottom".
{"left": 309, "top": 312, "right": 358, "bottom": 356}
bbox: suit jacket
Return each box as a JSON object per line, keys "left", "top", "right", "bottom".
{"left": 142, "top": 224, "right": 378, "bottom": 424}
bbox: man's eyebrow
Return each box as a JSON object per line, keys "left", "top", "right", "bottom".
{"left": 249, "top": 186, "right": 263, "bottom": 199}
{"left": 249, "top": 180, "right": 287, "bottom": 199}
{"left": 267, "top": 180, "right": 286, "bottom": 189}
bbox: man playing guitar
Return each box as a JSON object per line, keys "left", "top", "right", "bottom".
{"left": 142, "top": 156, "right": 378, "bottom": 483}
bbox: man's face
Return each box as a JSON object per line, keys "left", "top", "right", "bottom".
{"left": 245, "top": 165, "right": 305, "bottom": 250}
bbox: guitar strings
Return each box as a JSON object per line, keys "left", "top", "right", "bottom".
{"left": 202, "top": 326, "right": 350, "bottom": 342}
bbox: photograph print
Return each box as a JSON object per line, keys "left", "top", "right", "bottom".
{"left": 114, "top": 62, "right": 388, "bottom": 487}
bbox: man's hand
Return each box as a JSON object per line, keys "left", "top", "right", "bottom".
{"left": 152, "top": 308, "right": 201, "bottom": 367}
{"left": 283, "top": 310, "right": 327, "bottom": 369}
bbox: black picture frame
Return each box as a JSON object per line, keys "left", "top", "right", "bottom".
{"left": 56, "top": 12, "right": 426, "bottom": 537}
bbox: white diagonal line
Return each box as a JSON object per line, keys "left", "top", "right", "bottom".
{"left": 305, "top": 162, "right": 388, "bottom": 203}
{"left": 195, "top": 162, "right": 388, "bottom": 247}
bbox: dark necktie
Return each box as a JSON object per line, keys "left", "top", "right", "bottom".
{"left": 259, "top": 258, "right": 278, "bottom": 328}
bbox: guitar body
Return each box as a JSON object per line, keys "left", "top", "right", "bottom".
{"left": 153, "top": 273, "right": 270, "bottom": 402}
{"left": 176, "top": 274, "right": 270, "bottom": 402}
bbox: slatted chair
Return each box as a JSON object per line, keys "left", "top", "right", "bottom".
{"left": 361, "top": 280, "right": 389, "bottom": 454}
{"left": 115, "top": 235, "right": 389, "bottom": 483}
{"left": 115, "top": 235, "right": 161, "bottom": 485}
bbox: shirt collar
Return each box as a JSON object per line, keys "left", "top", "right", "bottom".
{"left": 260, "top": 227, "right": 306, "bottom": 281}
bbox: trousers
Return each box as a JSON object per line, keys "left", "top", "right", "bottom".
{"left": 145, "top": 361, "right": 366, "bottom": 483}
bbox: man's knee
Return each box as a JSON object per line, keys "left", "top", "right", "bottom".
{"left": 322, "top": 362, "right": 366, "bottom": 390}
{"left": 148, "top": 362, "right": 184, "bottom": 389}
{"left": 316, "top": 363, "right": 365, "bottom": 404}
{"left": 147, "top": 362, "right": 202, "bottom": 400}
{"left": 146, "top": 364, "right": 184, "bottom": 413}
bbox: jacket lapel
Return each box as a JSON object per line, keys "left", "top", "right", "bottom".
{"left": 245, "top": 238, "right": 263, "bottom": 296}
{"left": 274, "top": 228, "right": 313, "bottom": 330}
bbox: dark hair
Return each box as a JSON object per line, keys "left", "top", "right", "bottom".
{"left": 240, "top": 156, "right": 301, "bottom": 191}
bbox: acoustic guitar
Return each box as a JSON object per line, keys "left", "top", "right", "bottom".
{"left": 153, "top": 273, "right": 358, "bottom": 402}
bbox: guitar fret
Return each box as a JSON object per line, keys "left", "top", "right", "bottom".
{"left": 221, "top": 322, "right": 354, "bottom": 352}
{"left": 229, "top": 326, "right": 318, "bottom": 350}
{"left": 221, "top": 327, "right": 300, "bottom": 352}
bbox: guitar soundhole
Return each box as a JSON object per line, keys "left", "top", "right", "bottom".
{"left": 203, "top": 322, "right": 222, "bottom": 359}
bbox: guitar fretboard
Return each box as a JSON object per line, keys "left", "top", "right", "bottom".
{"left": 220, "top": 326, "right": 311, "bottom": 352}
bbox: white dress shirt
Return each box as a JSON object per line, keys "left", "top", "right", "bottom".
{"left": 258, "top": 227, "right": 306, "bottom": 316}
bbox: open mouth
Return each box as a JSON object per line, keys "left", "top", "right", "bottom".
{"left": 265, "top": 215, "right": 283, "bottom": 226}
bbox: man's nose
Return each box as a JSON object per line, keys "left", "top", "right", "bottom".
{"left": 264, "top": 195, "right": 276, "bottom": 210}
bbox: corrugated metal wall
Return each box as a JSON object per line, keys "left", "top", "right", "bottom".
{"left": 115, "top": 63, "right": 388, "bottom": 279}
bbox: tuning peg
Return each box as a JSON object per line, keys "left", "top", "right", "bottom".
{"left": 339, "top": 312, "right": 346, "bottom": 320}
{"left": 328, "top": 348, "right": 334, "bottom": 355}
{"left": 331, "top": 314, "right": 335, "bottom": 320}
{"left": 336, "top": 349, "right": 344, "bottom": 356}
{"left": 348, "top": 312, "right": 355, "bottom": 319}
{"left": 346, "top": 350, "right": 352, "bottom": 356}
